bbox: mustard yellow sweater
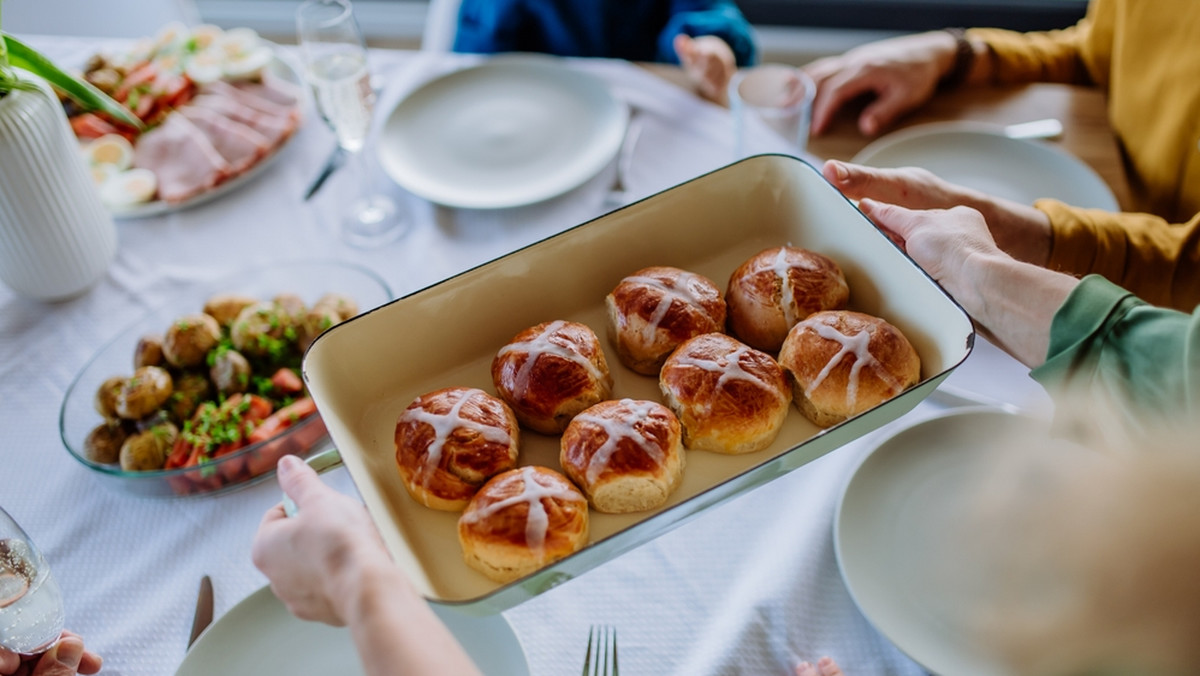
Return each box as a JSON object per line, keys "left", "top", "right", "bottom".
{"left": 968, "top": 0, "right": 1200, "bottom": 310}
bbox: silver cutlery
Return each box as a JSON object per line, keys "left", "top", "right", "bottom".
{"left": 303, "top": 145, "right": 347, "bottom": 201}
{"left": 1003, "top": 117, "right": 1063, "bottom": 141}
{"left": 186, "top": 575, "right": 214, "bottom": 650}
{"left": 603, "top": 111, "right": 645, "bottom": 209}
{"left": 581, "top": 624, "right": 618, "bottom": 676}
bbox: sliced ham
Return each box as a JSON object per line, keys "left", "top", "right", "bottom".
{"left": 133, "top": 113, "right": 231, "bottom": 204}
{"left": 190, "top": 93, "right": 295, "bottom": 148}
{"left": 178, "top": 105, "right": 270, "bottom": 174}
{"left": 203, "top": 80, "right": 298, "bottom": 123}
{"left": 233, "top": 72, "right": 302, "bottom": 109}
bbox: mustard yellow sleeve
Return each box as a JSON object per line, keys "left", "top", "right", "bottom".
{"left": 1038, "top": 199, "right": 1200, "bottom": 312}
{"left": 965, "top": 0, "right": 1114, "bottom": 86}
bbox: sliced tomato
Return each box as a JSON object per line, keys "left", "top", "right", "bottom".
{"left": 247, "top": 397, "right": 317, "bottom": 445}
{"left": 270, "top": 368, "right": 304, "bottom": 395}
{"left": 71, "top": 113, "right": 120, "bottom": 139}
{"left": 114, "top": 63, "right": 158, "bottom": 102}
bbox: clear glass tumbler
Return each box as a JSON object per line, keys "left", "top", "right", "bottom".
{"left": 0, "top": 506, "right": 64, "bottom": 656}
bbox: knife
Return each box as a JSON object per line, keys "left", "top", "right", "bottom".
{"left": 303, "top": 145, "right": 347, "bottom": 201}
{"left": 187, "top": 575, "right": 214, "bottom": 650}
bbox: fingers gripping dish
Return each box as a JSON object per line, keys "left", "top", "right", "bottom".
{"left": 491, "top": 320, "right": 614, "bottom": 434}
{"left": 394, "top": 387, "right": 520, "bottom": 511}
{"left": 659, "top": 332, "right": 792, "bottom": 455}
{"left": 726, "top": 246, "right": 850, "bottom": 353}
{"left": 560, "top": 399, "right": 685, "bottom": 513}
{"left": 457, "top": 466, "right": 590, "bottom": 583}
{"left": 778, "top": 310, "right": 921, "bottom": 428}
{"left": 605, "top": 266, "right": 727, "bottom": 375}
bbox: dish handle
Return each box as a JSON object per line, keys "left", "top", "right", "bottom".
{"left": 281, "top": 446, "right": 344, "bottom": 517}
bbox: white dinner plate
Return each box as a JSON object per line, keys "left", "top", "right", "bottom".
{"left": 851, "top": 121, "right": 1119, "bottom": 210}
{"left": 102, "top": 50, "right": 305, "bottom": 220}
{"left": 377, "top": 55, "right": 629, "bottom": 209}
{"left": 834, "top": 407, "right": 1052, "bottom": 676}
{"left": 176, "top": 585, "right": 530, "bottom": 675}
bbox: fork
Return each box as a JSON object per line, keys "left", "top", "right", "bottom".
{"left": 581, "top": 624, "right": 619, "bottom": 676}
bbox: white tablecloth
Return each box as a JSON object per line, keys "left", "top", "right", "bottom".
{"left": 1, "top": 38, "right": 1054, "bottom": 676}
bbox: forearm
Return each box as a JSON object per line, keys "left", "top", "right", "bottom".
{"left": 341, "top": 561, "right": 482, "bottom": 676}
{"left": 965, "top": 253, "right": 1080, "bottom": 367}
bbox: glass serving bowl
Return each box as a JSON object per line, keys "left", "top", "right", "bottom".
{"left": 58, "top": 260, "right": 393, "bottom": 498}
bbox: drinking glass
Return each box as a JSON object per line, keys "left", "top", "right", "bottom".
{"left": 297, "top": 0, "right": 409, "bottom": 247}
{"left": 729, "top": 64, "right": 816, "bottom": 159}
{"left": 0, "top": 506, "right": 64, "bottom": 656}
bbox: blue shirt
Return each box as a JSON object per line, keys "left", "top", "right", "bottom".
{"left": 453, "top": 0, "right": 759, "bottom": 67}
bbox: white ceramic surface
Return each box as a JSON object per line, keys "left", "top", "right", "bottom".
{"left": 175, "top": 585, "right": 529, "bottom": 676}
{"left": 0, "top": 75, "right": 117, "bottom": 301}
{"left": 377, "top": 55, "right": 628, "bottom": 209}
{"left": 834, "top": 407, "right": 1053, "bottom": 676}
{"left": 851, "top": 121, "right": 1119, "bottom": 210}
{"left": 104, "top": 52, "right": 305, "bottom": 220}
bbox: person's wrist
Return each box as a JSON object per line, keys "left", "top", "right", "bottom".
{"left": 331, "top": 549, "right": 410, "bottom": 625}
{"left": 938, "top": 27, "right": 975, "bottom": 88}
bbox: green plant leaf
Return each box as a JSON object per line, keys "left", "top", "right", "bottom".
{"left": 3, "top": 33, "right": 144, "bottom": 130}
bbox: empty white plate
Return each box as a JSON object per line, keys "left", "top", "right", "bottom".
{"left": 851, "top": 121, "right": 1119, "bottom": 210}
{"left": 835, "top": 407, "right": 1053, "bottom": 676}
{"left": 377, "top": 55, "right": 628, "bottom": 209}
{"left": 177, "top": 585, "right": 529, "bottom": 675}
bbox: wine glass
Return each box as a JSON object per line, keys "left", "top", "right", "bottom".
{"left": 0, "top": 506, "right": 65, "bottom": 656}
{"left": 297, "top": 0, "right": 409, "bottom": 248}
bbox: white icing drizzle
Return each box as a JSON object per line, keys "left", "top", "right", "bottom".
{"left": 673, "top": 340, "right": 786, "bottom": 411}
{"left": 804, "top": 319, "right": 909, "bottom": 408}
{"left": 623, "top": 272, "right": 708, "bottom": 344}
{"left": 765, "top": 248, "right": 813, "bottom": 327}
{"left": 496, "top": 320, "right": 605, "bottom": 398}
{"left": 402, "top": 389, "right": 512, "bottom": 488}
{"left": 573, "top": 399, "right": 666, "bottom": 484}
{"left": 461, "top": 467, "right": 581, "bottom": 551}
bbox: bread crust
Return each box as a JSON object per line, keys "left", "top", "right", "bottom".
{"left": 394, "top": 387, "right": 520, "bottom": 511}
{"left": 560, "top": 398, "right": 685, "bottom": 513}
{"left": 726, "top": 246, "right": 849, "bottom": 353}
{"left": 457, "top": 466, "right": 589, "bottom": 583}
{"left": 492, "top": 320, "right": 614, "bottom": 434}
{"left": 658, "top": 332, "right": 792, "bottom": 454}
{"left": 778, "top": 310, "right": 921, "bottom": 428}
{"left": 605, "top": 266, "right": 726, "bottom": 375}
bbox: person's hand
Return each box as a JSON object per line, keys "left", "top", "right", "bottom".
{"left": 822, "top": 160, "right": 1052, "bottom": 266}
{"left": 251, "top": 455, "right": 397, "bottom": 626}
{"left": 0, "top": 632, "right": 102, "bottom": 676}
{"left": 804, "top": 31, "right": 959, "bottom": 136}
{"left": 796, "top": 656, "right": 845, "bottom": 676}
{"left": 674, "top": 34, "right": 736, "bottom": 106}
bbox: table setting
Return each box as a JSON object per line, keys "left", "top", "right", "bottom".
{"left": 0, "top": 5, "right": 1129, "bottom": 674}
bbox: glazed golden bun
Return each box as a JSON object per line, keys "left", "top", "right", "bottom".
{"left": 605, "top": 267, "right": 727, "bottom": 375}
{"left": 457, "top": 466, "right": 589, "bottom": 583}
{"left": 394, "top": 387, "right": 520, "bottom": 511}
{"left": 726, "top": 246, "right": 850, "bottom": 353}
{"left": 778, "top": 310, "right": 921, "bottom": 428}
{"left": 658, "top": 332, "right": 792, "bottom": 455}
{"left": 560, "top": 399, "right": 685, "bottom": 513}
{"left": 491, "top": 320, "right": 614, "bottom": 435}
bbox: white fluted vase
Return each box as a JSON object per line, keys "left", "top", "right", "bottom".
{"left": 0, "top": 72, "right": 117, "bottom": 301}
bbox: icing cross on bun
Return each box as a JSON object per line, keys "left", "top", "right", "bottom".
{"left": 457, "top": 465, "right": 589, "bottom": 583}
{"left": 560, "top": 398, "right": 685, "bottom": 513}
{"left": 491, "top": 320, "right": 613, "bottom": 434}
{"left": 778, "top": 310, "right": 921, "bottom": 428}
{"left": 604, "top": 266, "right": 727, "bottom": 375}
{"left": 658, "top": 332, "right": 792, "bottom": 455}
{"left": 726, "top": 246, "right": 849, "bottom": 353}
{"left": 394, "top": 387, "right": 520, "bottom": 511}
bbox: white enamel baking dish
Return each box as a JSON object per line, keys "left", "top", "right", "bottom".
{"left": 301, "top": 154, "right": 975, "bottom": 614}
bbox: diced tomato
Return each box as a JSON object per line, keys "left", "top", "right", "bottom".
{"left": 270, "top": 368, "right": 304, "bottom": 395}
{"left": 165, "top": 436, "right": 201, "bottom": 470}
{"left": 114, "top": 63, "right": 158, "bottom": 103}
{"left": 71, "top": 113, "right": 119, "bottom": 139}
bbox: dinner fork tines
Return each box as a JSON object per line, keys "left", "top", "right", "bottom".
{"left": 581, "top": 624, "right": 618, "bottom": 676}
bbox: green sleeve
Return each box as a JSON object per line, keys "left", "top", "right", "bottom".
{"left": 1032, "top": 275, "right": 1200, "bottom": 414}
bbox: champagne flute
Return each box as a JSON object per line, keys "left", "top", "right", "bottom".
{"left": 0, "top": 506, "right": 64, "bottom": 656}
{"left": 297, "top": 0, "right": 409, "bottom": 247}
